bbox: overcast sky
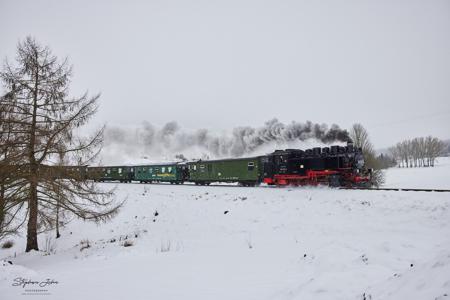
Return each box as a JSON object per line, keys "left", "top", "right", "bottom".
{"left": 1, "top": 0, "right": 449, "bottom": 148}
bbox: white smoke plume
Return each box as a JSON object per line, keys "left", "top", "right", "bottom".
{"left": 100, "top": 119, "right": 350, "bottom": 164}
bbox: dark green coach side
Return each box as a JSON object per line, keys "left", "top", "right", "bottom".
{"left": 87, "top": 166, "right": 134, "bottom": 182}
{"left": 134, "top": 163, "right": 187, "bottom": 184}
{"left": 187, "top": 157, "right": 262, "bottom": 186}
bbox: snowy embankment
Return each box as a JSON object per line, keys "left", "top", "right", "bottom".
{"left": 383, "top": 156, "right": 450, "bottom": 189}
{"left": 1, "top": 161, "right": 450, "bottom": 300}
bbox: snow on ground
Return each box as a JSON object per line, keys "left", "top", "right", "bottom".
{"left": 383, "top": 156, "right": 450, "bottom": 189}
{"left": 1, "top": 160, "right": 450, "bottom": 300}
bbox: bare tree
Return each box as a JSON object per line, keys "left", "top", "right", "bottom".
{"left": 388, "top": 146, "right": 399, "bottom": 166}
{"left": 390, "top": 136, "right": 445, "bottom": 168}
{"left": 0, "top": 37, "right": 123, "bottom": 252}
{"left": 425, "top": 136, "right": 445, "bottom": 167}
{"left": 349, "top": 123, "right": 384, "bottom": 186}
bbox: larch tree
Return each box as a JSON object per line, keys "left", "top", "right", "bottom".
{"left": 0, "top": 37, "right": 123, "bottom": 252}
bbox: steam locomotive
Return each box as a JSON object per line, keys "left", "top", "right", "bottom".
{"left": 261, "top": 142, "right": 370, "bottom": 186}
{"left": 85, "top": 141, "right": 371, "bottom": 187}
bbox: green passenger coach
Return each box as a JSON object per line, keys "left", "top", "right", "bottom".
{"left": 87, "top": 166, "right": 134, "bottom": 182}
{"left": 134, "top": 163, "right": 186, "bottom": 184}
{"left": 187, "top": 157, "right": 261, "bottom": 186}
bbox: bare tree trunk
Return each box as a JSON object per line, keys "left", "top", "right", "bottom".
{"left": 26, "top": 63, "right": 39, "bottom": 252}
{"left": 56, "top": 198, "right": 60, "bottom": 239}
{"left": 0, "top": 184, "right": 4, "bottom": 233}
{"left": 26, "top": 180, "right": 39, "bottom": 251}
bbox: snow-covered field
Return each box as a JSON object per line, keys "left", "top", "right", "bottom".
{"left": 1, "top": 159, "right": 450, "bottom": 300}
{"left": 384, "top": 156, "right": 450, "bottom": 189}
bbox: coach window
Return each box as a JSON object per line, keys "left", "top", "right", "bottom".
{"left": 193, "top": 165, "right": 197, "bottom": 171}
{"left": 107, "top": 169, "right": 111, "bottom": 174}
{"left": 118, "top": 168, "right": 122, "bottom": 174}
{"left": 162, "top": 167, "right": 165, "bottom": 173}
{"left": 168, "top": 167, "right": 172, "bottom": 173}
{"left": 149, "top": 168, "right": 152, "bottom": 173}
{"left": 247, "top": 162, "right": 255, "bottom": 171}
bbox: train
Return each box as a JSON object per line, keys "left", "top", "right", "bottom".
{"left": 83, "top": 141, "right": 372, "bottom": 187}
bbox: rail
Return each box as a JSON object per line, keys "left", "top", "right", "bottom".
{"left": 339, "top": 187, "right": 450, "bottom": 192}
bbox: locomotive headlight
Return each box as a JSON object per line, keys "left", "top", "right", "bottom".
{"left": 300, "top": 165, "right": 304, "bottom": 169}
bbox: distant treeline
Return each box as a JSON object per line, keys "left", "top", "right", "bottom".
{"left": 445, "top": 140, "right": 450, "bottom": 155}
{"left": 387, "top": 136, "right": 447, "bottom": 168}
{"left": 374, "top": 153, "right": 397, "bottom": 169}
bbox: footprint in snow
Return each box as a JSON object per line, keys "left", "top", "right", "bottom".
{"left": 361, "top": 254, "right": 369, "bottom": 264}
{"left": 362, "top": 292, "right": 372, "bottom": 300}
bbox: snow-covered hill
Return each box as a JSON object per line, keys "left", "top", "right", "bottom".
{"left": 1, "top": 160, "right": 450, "bottom": 300}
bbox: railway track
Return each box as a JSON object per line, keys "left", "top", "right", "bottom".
{"left": 102, "top": 181, "right": 450, "bottom": 192}
{"left": 340, "top": 187, "right": 450, "bottom": 193}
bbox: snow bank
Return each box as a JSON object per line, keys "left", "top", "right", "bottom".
{"left": 1, "top": 183, "right": 449, "bottom": 300}
{"left": 384, "top": 156, "right": 450, "bottom": 189}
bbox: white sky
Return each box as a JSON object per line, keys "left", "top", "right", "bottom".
{"left": 1, "top": 0, "right": 449, "bottom": 148}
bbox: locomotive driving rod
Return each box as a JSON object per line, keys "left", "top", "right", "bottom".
{"left": 339, "top": 187, "right": 450, "bottom": 192}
